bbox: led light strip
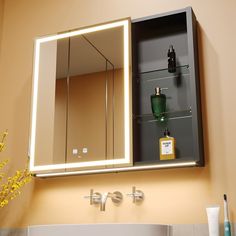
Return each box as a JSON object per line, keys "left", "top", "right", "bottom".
{"left": 123, "top": 20, "right": 130, "bottom": 164}
{"left": 29, "top": 19, "right": 131, "bottom": 172}
{"left": 35, "top": 161, "right": 197, "bottom": 178}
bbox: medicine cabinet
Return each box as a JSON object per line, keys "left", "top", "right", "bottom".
{"left": 29, "top": 7, "right": 204, "bottom": 177}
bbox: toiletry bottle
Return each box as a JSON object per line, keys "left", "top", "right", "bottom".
{"left": 167, "top": 45, "right": 176, "bottom": 73}
{"left": 206, "top": 206, "right": 220, "bottom": 236}
{"left": 159, "top": 128, "right": 176, "bottom": 160}
{"left": 150, "top": 87, "right": 166, "bottom": 122}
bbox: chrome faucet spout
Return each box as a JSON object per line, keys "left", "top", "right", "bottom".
{"left": 100, "top": 192, "right": 110, "bottom": 211}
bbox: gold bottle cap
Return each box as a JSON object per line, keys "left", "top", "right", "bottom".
{"left": 155, "top": 87, "right": 161, "bottom": 95}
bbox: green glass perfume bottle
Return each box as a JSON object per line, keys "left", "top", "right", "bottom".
{"left": 150, "top": 87, "right": 167, "bottom": 121}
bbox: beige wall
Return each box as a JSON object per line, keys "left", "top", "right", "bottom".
{"left": 0, "top": 0, "right": 236, "bottom": 228}
{"left": 0, "top": 0, "right": 4, "bottom": 58}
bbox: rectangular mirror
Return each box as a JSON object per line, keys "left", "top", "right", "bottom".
{"left": 29, "top": 19, "right": 132, "bottom": 174}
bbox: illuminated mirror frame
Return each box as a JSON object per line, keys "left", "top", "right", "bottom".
{"left": 29, "top": 19, "right": 132, "bottom": 174}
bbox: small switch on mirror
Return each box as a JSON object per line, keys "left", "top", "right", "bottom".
{"left": 72, "top": 149, "right": 78, "bottom": 155}
{"left": 82, "top": 148, "right": 88, "bottom": 154}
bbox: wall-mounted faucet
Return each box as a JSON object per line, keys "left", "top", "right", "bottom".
{"left": 85, "top": 187, "right": 144, "bottom": 211}
{"left": 84, "top": 189, "right": 123, "bottom": 211}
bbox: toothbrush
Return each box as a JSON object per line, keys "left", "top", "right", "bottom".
{"left": 224, "top": 194, "right": 231, "bottom": 236}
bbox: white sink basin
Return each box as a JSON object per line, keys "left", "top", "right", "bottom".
{"left": 28, "top": 224, "right": 170, "bottom": 236}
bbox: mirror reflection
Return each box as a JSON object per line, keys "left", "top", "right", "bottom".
{"left": 30, "top": 19, "right": 131, "bottom": 173}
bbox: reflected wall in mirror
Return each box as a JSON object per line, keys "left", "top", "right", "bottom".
{"left": 29, "top": 19, "right": 132, "bottom": 174}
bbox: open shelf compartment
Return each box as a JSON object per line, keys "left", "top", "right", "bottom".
{"left": 132, "top": 7, "right": 204, "bottom": 167}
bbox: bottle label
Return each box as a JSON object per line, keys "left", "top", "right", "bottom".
{"left": 161, "top": 140, "right": 173, "bottom": 155}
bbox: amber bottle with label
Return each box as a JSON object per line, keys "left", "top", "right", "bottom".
{"left": 159, "top": 128, "right": 176, "bottom": 160}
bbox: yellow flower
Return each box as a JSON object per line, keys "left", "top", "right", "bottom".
{"left": 0, "top": 130, "right": 32, "bottom": 208}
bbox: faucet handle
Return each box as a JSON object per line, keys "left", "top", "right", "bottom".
{"left": 84, "top": 189, "right": 101, "bottom": 205}
{"left": 111, "top": 191, "right": 123, "bottom": 204}
{"left": 127, "top": 186, "right": 144, "bottom": 203}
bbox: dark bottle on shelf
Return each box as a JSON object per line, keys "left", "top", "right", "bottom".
{"left": 150, "top": 87, "right": 166, "bottom": 122}
{"left": 167, "top": 45, "right": 176, "bottom": 73}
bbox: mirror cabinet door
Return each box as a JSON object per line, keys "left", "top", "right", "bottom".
{"left": 29, "top": 19, "right": 132, "bottom": 175}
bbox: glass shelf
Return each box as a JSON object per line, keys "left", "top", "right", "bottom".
{"left": 136, "top": 65, "right": 189, "bottom": 83}
{"left": 133, "top": 108, "right": 192, "bottom": 124}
